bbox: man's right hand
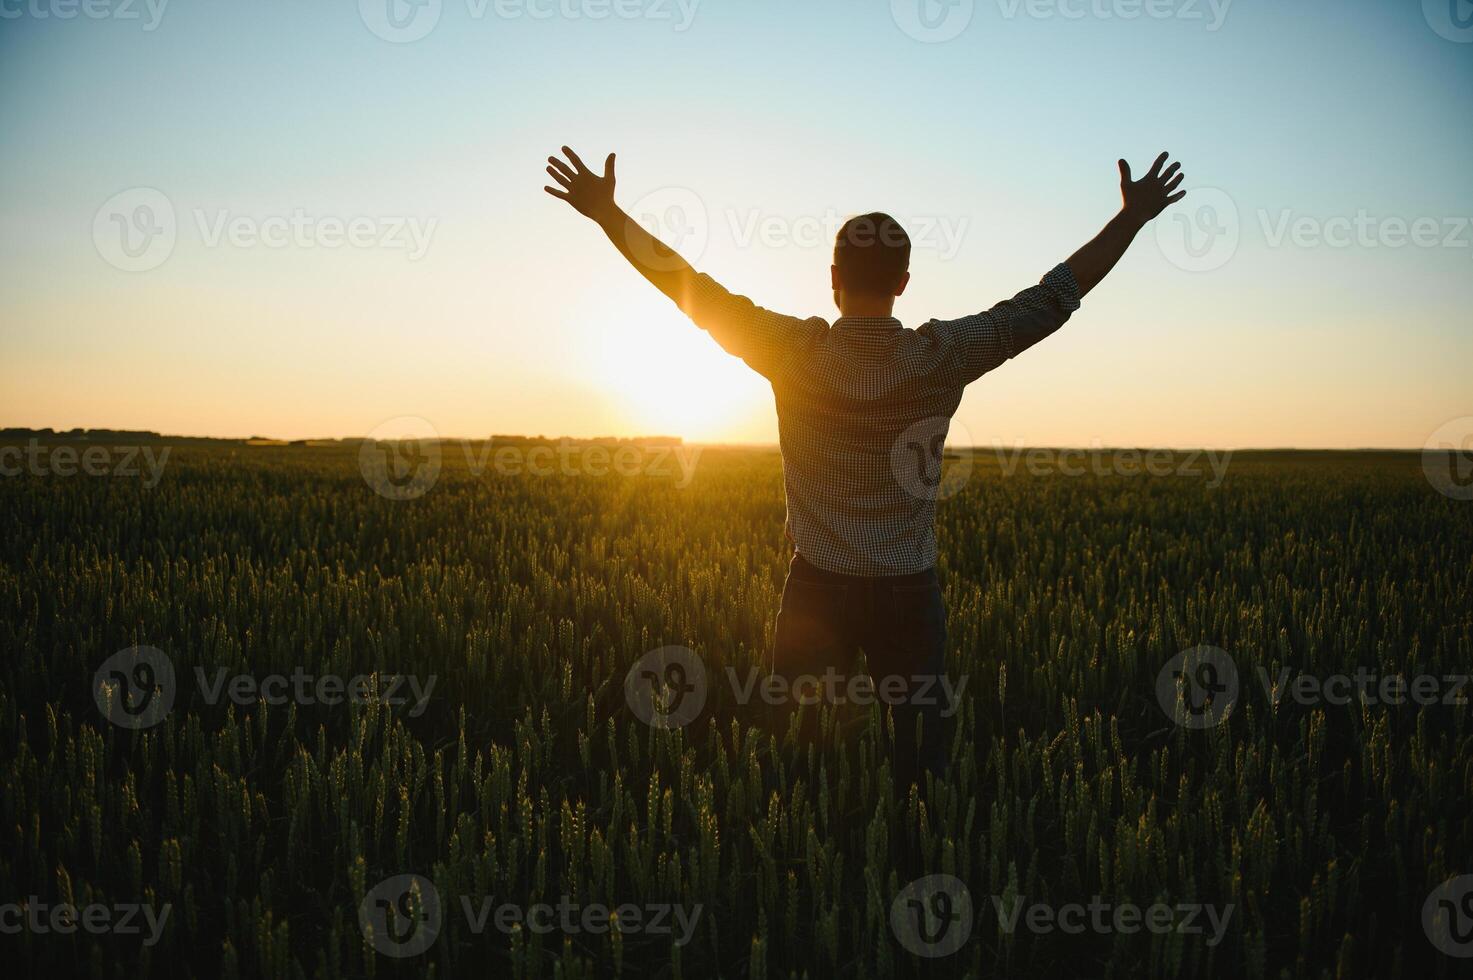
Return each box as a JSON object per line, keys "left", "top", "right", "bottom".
{"left": 546, "top": 145, "right": 704, "bottom": 306}
{"left": 1118, "top": 151, "right": 1186, "bottom": 225}
{"left": 1065, "top": 152, "right": 1189, "bottom": 298}
{"left": 545, "top": 145, "right": 618, "bottom": 222}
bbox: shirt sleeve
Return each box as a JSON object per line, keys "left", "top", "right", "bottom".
{"left": 923, "top": 263, "right": 1082, "bottom": 386}
{"left": 675, "top": 273, "right": 828, "bottom": 381}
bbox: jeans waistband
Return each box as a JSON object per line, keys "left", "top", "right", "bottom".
{"left": 789, "top": 551, "right": 937, "bottom": 588}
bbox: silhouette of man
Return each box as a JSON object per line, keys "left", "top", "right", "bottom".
{"left": 545, "top": 147, "right": 1187, "bottom": 791}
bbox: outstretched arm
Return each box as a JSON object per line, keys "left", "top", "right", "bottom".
{"left": 928, "top": 152, "right": 1188, "bottom": 385}
{"left": 1067, "top": 152, "right": 1187, "bottom": 297}
{"left": 544, "top": 146, "right": 826, "bottom": 381}
{"left": 544, "top": 146, "right": 701, "bottom": 308}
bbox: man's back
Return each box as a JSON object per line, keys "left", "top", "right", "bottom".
{"left": 775, "top": 318, "right": 967, "bottom": 575}
{"left": 681, "top": 264, "right": 1081, "bottom": 575}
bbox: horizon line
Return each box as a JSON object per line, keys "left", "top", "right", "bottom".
{"left": 0, "top": 426, "right": 1443, "bottom": 454}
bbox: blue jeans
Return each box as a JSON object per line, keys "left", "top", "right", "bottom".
{"left": 771, "top": 552, "right": 950, "bottom": 790}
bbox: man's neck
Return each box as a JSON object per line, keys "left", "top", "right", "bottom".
{"left": 837, "top": 299, "right": 896, "bottom": 319}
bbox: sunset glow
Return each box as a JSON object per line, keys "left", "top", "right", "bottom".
{"left": 1, "top": 3, "right": 1469, "bottom": 447}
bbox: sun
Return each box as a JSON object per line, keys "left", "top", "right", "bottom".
{"left": 591, "top": 318, "right": 770, "bottom": 441}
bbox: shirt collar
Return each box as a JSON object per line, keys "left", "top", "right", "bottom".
{"left": 833, "top": 316, "right": 902, "bottom": 331}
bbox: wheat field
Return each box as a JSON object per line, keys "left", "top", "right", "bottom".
{"left": 1, "top": 440, "right": 1469, "bottom": 978}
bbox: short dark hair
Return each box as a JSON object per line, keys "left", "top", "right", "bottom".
{"left": 834, "top": 212, "right": 911, "bottom": 295}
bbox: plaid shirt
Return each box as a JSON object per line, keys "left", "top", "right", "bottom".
{"left": 678, "top": 263, "right": 1081, "bottom": 575}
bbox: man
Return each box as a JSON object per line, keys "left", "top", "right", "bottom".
{"left": 545, "top": 147, "right": 1186, "bottom": 790}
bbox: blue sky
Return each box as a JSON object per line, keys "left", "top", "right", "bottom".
{"left": 1, "top": 0, "right": 1470, "bottom": 446}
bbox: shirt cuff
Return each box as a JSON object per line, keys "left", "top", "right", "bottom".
{"left": 1045, "top": 262, "right": 1083, "bottom": 313}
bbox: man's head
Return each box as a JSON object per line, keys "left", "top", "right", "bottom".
{"left": 831, "top": 212, "right": 911, "bottom": 317}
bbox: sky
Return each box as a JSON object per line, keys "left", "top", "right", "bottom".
{"left": 1, "top": 0, "right": 1470, "bottom": 448}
